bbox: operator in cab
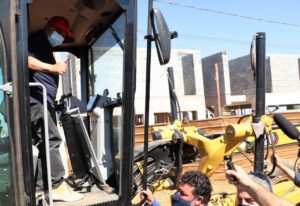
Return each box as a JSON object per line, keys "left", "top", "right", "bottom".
{"left": 28, "top": 16, "right": 83, "bottom": 202}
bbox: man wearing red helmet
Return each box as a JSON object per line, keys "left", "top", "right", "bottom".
{"left": 28, "top": 16, "right": 83, "bottom": 202}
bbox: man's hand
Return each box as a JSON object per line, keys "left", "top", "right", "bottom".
{"left": 140, "top": 188, "right": 154, "bottom": 205}
{"left": 271, "top": 154, "right": 284, "bottom": 168}
{"left": 225, "top": 164, "right": 254, "bottom": 190}
{"left": 52, "top": 61, "right": 67, "bottom": 75}
{"left": 28, "top": 56, "right": 67, "bottom": 74}
{"left": 271, "top": 154, "right": 296, "bottom": 182}
{"left": 226, "top": 164, "right": 294, "bottom": 206}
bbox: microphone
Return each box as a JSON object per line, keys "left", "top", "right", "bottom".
{"left": 273, "top": 113, "right": 300, "bottom": 142}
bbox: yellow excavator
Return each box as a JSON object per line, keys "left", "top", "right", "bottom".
{"left": 132, "top": 32, "right": 300, "bottom": 205}
{"left": 133, "top": 113, "right": 300, "bottom": 205}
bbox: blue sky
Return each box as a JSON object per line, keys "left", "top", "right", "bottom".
{"left": 137, "top": 0, "right": 300, "bottom": 60}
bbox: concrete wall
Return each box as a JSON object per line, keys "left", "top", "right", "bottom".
{"left": 203, "top": 52, "right": 300, "bottom": 114}
{"left": 267, "top": 54, "right": 300, "bottom": 106}
{"left": 135, "top": 49, "right": 206, "bottom": 123}
{"left": 63, "top": 46, "right": 300, "bottom": 122}
{"left": 201, "top": 51, "right": 231, "bottom": 116}
{"left": 269, "top": 54, "right": 300, "bottom": 93}
{"left": 229, "top": 54, "right": 300, "bottom": 109}
{"left": 228, "top": 55, "right": 258, "bottom": 108}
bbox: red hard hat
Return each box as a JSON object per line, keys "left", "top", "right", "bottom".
{"left": 47, "top": 16, "right": 74, "bottom": 38}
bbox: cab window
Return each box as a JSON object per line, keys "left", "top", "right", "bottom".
{"left": 89, "top": 14, "right": 125, "bottom": 154}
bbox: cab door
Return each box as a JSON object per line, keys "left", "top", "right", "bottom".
{"left": 0, "top": 0, "right": 34, "bottom": 206}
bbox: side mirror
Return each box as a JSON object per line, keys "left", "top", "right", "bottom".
{"left": 150, "top": 9, "right": 177, "bottom": 65}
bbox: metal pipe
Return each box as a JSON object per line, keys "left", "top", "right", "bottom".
{"left": 214, "top": 63, "right": 222, "bottom": 117}
{"left": 167, "top": 67, "right": 177, "bottom": 122}
{"left": 253, "top": 32, "right": 266, "bottom": 172}
{"left": 29, "top": 82, "right": 53, "bottom": 206}
{"left": 73, "top": 108, "right": 107, "bottom": 185}
{"left": 118, "top": 0, "right": 137, "bottom": 204}
{"left": 142, "top": 0, "right": 153, "bottom": 191}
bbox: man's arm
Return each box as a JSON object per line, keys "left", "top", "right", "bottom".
{"left": 226, "top": 165, "right": 294, "bottom": 206}
{"left": 140, "top": 189, "right": 161, "bottom": 206}
{"left": 28, "top": 56, "right": 67, "bottom": 75}
{"left": 272, "top": 154, "right": 295, "bottom": 181}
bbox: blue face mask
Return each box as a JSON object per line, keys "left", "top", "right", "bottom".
{"left": 48, "top": 30, "right": 64, "bottom": 47}
{"left": 171, "top": 192, "right": 191, "bottom": 206}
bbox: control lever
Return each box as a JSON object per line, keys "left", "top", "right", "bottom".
{"left": 224, "top": 155, "right": 237, "bottom": 181}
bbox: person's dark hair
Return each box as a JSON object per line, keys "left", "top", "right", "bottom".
{"left": 248, "top": 171, "right": 273, "bottom": 192}
{"left": 180, "top": 171, "right": 212, "bottom": 204}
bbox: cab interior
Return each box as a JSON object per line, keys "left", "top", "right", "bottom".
{"left": 27, "top": 0, "right": 127, "bottom": 205}
{"left": 28, "top": 0, "right": 123, "bottom": 48}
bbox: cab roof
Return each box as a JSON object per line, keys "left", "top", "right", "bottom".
{"left": 28, "top": 0, "right": 122, "bottom": 48}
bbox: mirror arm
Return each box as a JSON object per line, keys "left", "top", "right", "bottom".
{"left": 145, "top": 32, "right": 177, "bottom": 41}
{"left": 144, "top": 34, "right": 155, "bottom": 41}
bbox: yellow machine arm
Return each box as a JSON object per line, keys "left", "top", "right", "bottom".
{"left": 152, "top": 116, "right": 273, "bottom": 177}
{"left": 149, "top": 116, "right": 300, "bottom": 205}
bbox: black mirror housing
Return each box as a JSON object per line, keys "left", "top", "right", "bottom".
{"left": 150, "top": 8, "right": 176, "bottom": 65}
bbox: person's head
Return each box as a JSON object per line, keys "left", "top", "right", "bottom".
{"left": 171, "top": 171, "right": 212, "bottom": 206}
{"left": 44, "top": 16, "right": 73, "bottom": 47}
{"left": 237, "top": 171, "right": 273, "bottom": 206}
